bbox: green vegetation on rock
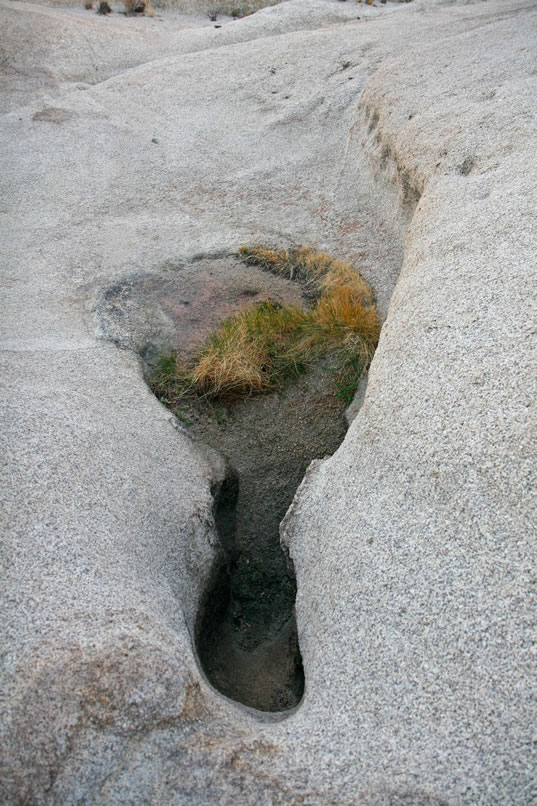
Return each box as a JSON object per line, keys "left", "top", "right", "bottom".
{"left": 150, "top": 246, "right": 380, "bottom": 406}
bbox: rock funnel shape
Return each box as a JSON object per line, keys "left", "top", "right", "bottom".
{"left": 97, "top": 252, "right": 366, "bottom": 712}
{"left": 1, "top": 0, "right": 536, "bottom": 803}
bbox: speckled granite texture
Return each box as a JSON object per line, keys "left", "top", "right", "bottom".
{"left": 1, "top": 0, "right": 535, "bottom": 802}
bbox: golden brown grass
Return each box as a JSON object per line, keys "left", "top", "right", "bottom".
{"left": 191, "top": 302, "right": 311, "bottom": 398}
{"left": 238, "top": 245, "right": 374, "bottom": 305}
{"left": 150, "top": 247, "right": 380, "bottom": 405}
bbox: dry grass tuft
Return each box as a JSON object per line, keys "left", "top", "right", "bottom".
{"left": 238, "top": 245, "right": 374, "bottom": 305}
{"left": 192, "top": 302, "right": 311, "bottom": 398}
{"left": 150, "top": 247, "right": 381, "bottom": 406}
{"left": 239, "top": 246, "right": 290, "bottom": 273}
{"left": 314, "top": 285, "right": 379, "bottom": 352}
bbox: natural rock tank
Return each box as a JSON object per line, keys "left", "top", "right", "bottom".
{"left": 96, "top": 249, "right": 379, "bottom": 711}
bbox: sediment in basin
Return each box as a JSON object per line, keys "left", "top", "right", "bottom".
{"left": 193, "top": 358, "right": 348, "bottom": 711}
{"left": 97, "top": 252, "right": 373, "bottom": 712}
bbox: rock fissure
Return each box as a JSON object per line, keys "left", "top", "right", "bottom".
{"left": 96, "top": 252, "right": 366, "bottom": 711}
{"left": 194, "top": 434, "right": 307, "bottom": 713}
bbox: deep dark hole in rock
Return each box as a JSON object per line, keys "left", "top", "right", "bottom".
{"left": 96, "top": 254, "right": 367, "bottom": 712}
{"left": 191, "top": 356, "right": 348, "bottom": 712}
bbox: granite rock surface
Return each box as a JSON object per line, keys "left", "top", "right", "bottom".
{"left": 1, "top": 0, "right": 535, "bottom": 803}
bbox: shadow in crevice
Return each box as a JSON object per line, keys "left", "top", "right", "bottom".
{"left": 95, "top": 254, "right": 351, "bottom": 714}
{"left": 196, "top": 463, "right": 304, "bottom": 712}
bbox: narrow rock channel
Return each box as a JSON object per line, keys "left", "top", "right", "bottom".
{"left": 192, "top": 356, "right": 348, "bottom": 711}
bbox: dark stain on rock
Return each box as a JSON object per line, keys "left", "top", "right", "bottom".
{"left": 32, "top": 107, "right": 76, "bottom": 124}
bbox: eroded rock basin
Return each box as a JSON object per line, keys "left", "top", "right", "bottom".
{"left": 192, "top": 355, "right": 348, "bottom": 711}
{"left": 97, "top": 253, "right": 351, "bottom": 711}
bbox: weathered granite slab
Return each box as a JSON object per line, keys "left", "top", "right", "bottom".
{"left": 1, "top": 0, "right": 535, "bottom": 802}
